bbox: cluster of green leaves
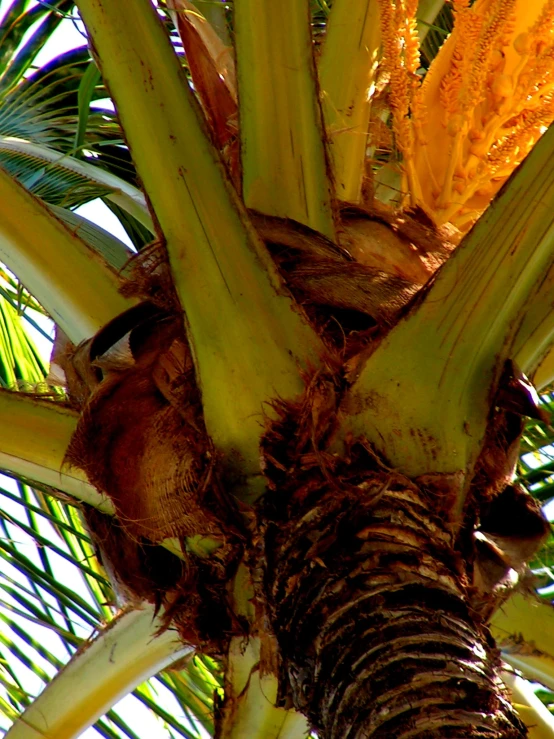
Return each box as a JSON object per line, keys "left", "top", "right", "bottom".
{"left": 518, "top": 394, "right": 554, "bottom": 610}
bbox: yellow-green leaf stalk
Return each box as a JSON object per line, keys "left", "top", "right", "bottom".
{"left": 0, "top": 391, "right": 113, "bottom": 513}
{"left": 534, "top": 353, "right": 554, "bottom": 391}
{"left": 75, "top": 0, "right": 326, "bottom": 500}
{"left": 319, "top": 0, "right": 380, "bottom": 202}
{"left": 219, "top": 637, "right": 310, "bottom": 739}
{"left": 503, "top": 651, "right": 554, "bottom": 695}
{"left": 234, "top": 0, "right": 336, "bottom": 239}
{"left": 344, "top": 123, "right": 554, "bottom": 504}
{"left": 503, "top": 670, "right": 554, "bottom": 738}
{"left": 416, "top": 0, "right": 447, "bottom": 41}
{"left": 5, "top": 606, "right": 189, "bottom": 739}
{"left": 0, "top": 137, "right": 154, "bottom": 233}
{"left": 511, "top": 261, "right": 554, "bottom": 389}
{"left": 219, "top": 564, "right": 309, "bottom": 738}
{"left": 0, "top": 165, "right": 134, "bottom": 344}
{"left": 492, "top": 593, "right": 554, "bottom": 690}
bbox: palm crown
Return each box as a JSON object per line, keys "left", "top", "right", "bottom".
{"left": 0, "top": 1, "right": 554, "bottom": 738}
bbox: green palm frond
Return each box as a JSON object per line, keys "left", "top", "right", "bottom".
{"left": 517, "top": 392, "right": 554, "bottom": 507}
{"left": 0, "top": 142, "right": 111, "bottom": 206}
{"left": 0, "top": 0, "right": 76, "bottom": 94}
{"left": 0, "top": 1, "right": 72, "bottom": 87}
{"left": 0, "top": 1, "right": 134, "bottom": 197}
{"left": 0, "top": 46, "right": 115, "bottom": 150}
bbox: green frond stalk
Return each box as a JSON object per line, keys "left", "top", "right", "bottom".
{"left": 0, "top": 165, "right": 134, "bottom": 343}
{"left": 503, "top": 670, "right": 554, "bottom": 738}
{"left": 4, "top": 606, "right": 189, "bottom": 739}
{"left": 345, "top": 124, "right": 554, "bottom": 500}
{"left": 417, "top": 0, "right": 446, "bottom": 40}
{"left": 512, "top": 261, "right": 554, "bottom": 390}
{"left": 48, "top": 205, "right": 133, "bottom": 272}
{"left": 492, "top": 594, "right": 554, "bottom": 691}
{"left": 215, "top": 566, "right": 308, "bottom": 736}
{"left": 513, "top": 261, "right": 554, "bottom": 389}
{"left": 0, "top": 390, "right": 113, "bottom": 513}
{"left": 319, "top": 0, "right": 380, "bottom": 202}
{"left": 503, "top": 651, "right": 554, "bottom": 695}
{"left": 0, "top": 137, "right": 154, "bottom": 233}
{"left": 535, "top": 355, "right": 554, "bottom": 392}
{"left": 75, "top": 0, "right": 326, "bottom": 497}
{"left": 234, "top": 0, "right": 336, "bottom": 238}
{"left": 218, "top": 637, "right": 309, "bottom": 739}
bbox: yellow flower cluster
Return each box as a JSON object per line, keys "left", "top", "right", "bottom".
{"left": 376, "top": 0, "right": 425, "bottom": 201}
{"left": 376, "top": 0, "right": 554, "bottom": 231}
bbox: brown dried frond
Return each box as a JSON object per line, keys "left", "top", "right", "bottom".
{"left": 167, "top": 0, "right": 240, "bottom": 183}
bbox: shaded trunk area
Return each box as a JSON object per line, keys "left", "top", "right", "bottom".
{"left": 262, "top": 451, "right": 526, "bottom": 738}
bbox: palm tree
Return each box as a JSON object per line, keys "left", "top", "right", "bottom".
{"left": 3, "top": 0, "right": 554, "bottom": 737}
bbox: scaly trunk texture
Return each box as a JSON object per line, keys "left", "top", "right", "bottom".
{"left": 263, "top": 449, "right": 526, "bottom": 738}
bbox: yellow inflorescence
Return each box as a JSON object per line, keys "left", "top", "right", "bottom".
{"left": 376, "top": 0, "right": 425, "bottom": 202}
{"left": 375, "top": 0, "right": 554, "bottom": 231}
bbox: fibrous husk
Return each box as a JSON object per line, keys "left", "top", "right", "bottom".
{"left": 84, "top": 505, "right": 240, "bottom": 651}
{"left": 260, "top": 369, "right": 342, "bottom": 490}
{"left": 119, "top": 242, "right": 180, "bottom": 313}
{"left": 340, "top": 203, "right": 457, "bottom": 270}
{"left": 83, "top": 504, "right": 186, "bottom": 607}
{"left": 65, "top": 303, "right": 226, "bottom": 543}
{"left": 116, "top": 209, "right": 450, "bottom": 364}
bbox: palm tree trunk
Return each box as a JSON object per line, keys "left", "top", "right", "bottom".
{"left": 262, "top": 446, "right": 526, "bottom": 738}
